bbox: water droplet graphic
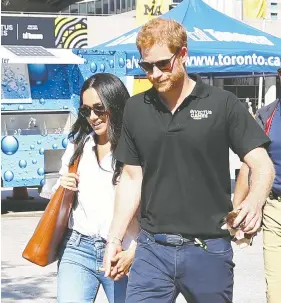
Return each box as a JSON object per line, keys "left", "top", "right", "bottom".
{"left": 18, "top": 105, "right": 24, "bottom": 110}
{"left": 19, "top": 160, "right": 27, "bottom": 168}
{"left": 62, "top": 138, "right": 68, "bottom": 148}
{"left": 4, "top": 171, "right": 14, "bottom": 182}
{"left": 63, "top": 105, "right": 68, "bottom": 109}
{"left": 109, "top": 60, "right": 114, "bottom": 68}
{"left": 30, "top": 144, "right": 35, "bottom": 150}
{"left": 28, "top": 64, "right": 48, "bottom": 86}
{"left": 32, "top": 159, "right": 38, "bottom": 164}
{"left": 90, "top": 62, "right": 97, "bottom": 73}
{"left": 40, "top": 179, "right": 45, "bottom": 186}
{"left": 39, "top": 148, "right": 45, "bottom": 155}
{"left": 1, "top": 105, "right": 5, "bottom": 110}
{"left": 52, "top": 144, "right": 58, "bottom": 149}
{"left": 100, "top": 64, "right": 105, "bottom": 72}
{"left": 39, "top": 98, "right": 45, "bottom": 105}
{"left": 37, "top": 140, "right": 42, "bottom": 145}
{"left": 21, "top": 86, "right": 26, "bottom": 91}
{"left": 1, "top": 136, "right": 19, "bottom": 155}
{"left": 37, "top": 168, "right": 44, "bottom": 176}
{"left": 119, "top": 58, "right": 125, "bottom": 68}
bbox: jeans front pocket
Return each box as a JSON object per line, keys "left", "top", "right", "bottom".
{"left": 204, "top": 238, "right": 233, "bottom": 255}
{"left": 137, "top": 230, "right": 155, "bottom": 246}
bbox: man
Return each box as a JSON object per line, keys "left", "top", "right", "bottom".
{"left": 104, "top": 18, "right": 275, "bottom": 303}
{"left": 234, "top": 69, "right": 281, "bottom": 303}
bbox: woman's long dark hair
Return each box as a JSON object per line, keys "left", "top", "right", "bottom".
{"left": 68, "top": 73, "right": 130, "bottom": 185}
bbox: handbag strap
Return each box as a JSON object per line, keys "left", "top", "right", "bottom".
{"left": 69, "top": 156, "right": 80, "bottom": 174}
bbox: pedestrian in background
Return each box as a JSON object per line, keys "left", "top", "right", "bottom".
{"left": 234, "top": 68, "right": 281, "bottom": 303}
{"left": 54, "top": 73, "right": 139, "bottom": 303}
{"left": 103, "top": 18, "right": 275, "bottom": 303}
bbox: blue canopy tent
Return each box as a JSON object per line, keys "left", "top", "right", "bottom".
{"left": 95, "top": 0, "right": 281, "bottom": 77}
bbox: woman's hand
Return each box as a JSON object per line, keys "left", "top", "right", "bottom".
{"left": 60, "top": 172, "right": 79, "bottom": 191}
{"left": 110, "top": 243, "right": 137, "bottom": 281}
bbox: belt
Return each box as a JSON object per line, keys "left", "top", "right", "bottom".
{"left": 149, "top": 232, "right": 207, "bottom": 249}
{"left": 269, "top": 190, "right": 281, "bottom": 202}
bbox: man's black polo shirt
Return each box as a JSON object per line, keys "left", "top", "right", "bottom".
{"left": 115, "top": 74, "right": 270, "bottom": 238}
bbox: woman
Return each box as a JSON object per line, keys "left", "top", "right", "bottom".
{"left": 54, "top": 73, "right": 139, "bottom": 303}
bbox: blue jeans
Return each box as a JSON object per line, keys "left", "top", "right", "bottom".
{"left": 126, "top": 230, "right": 234, "bottom": 303}
{"left": 57, "top": 229, "right": 128, "bottom": 303}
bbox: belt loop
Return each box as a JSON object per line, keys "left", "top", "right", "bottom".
{"left": 74, "top": 233, "right": 81, "bottom": 246}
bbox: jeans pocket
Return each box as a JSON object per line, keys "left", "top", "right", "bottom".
{"left": 137, "top": 230, "right": 155, "bottom": 246}
{"left": 64, "top": 230, "right": 81, "bottom": 247}
{"left": 204, "top": 238, "right": 232, "bottom": 255}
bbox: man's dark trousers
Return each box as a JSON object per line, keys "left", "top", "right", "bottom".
{"left": 126, "top": 230, "right": 234, "bottom": 303}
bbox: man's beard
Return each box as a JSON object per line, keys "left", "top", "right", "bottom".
{"left": 151, "top": 68, "right": 185, "bottom": 93}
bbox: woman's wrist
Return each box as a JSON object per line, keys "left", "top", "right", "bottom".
{"left": 106, "top": 234, "right": 123, "bottom": 246}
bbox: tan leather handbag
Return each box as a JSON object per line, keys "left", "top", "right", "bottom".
{"left": 22, "top": 157, "right": 80, "bottom": 267}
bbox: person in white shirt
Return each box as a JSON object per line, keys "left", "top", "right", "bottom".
{"left": 55, "top": 73, "right": 139, "bottom": 303}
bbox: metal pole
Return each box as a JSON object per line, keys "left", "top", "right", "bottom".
{"left": 258, "top": 76, "right": 263, "bottom": 109}
{"left": 209, "top": 74, "right": 213, "bottom": 86}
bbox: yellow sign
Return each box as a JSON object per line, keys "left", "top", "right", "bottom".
{"left": 136, "top": 0, "right": 171, "bottom": 26}
{"left": 55, "top": 17, "right": 87, "bottom": 49}
{"left": 243, "top": 0, "right": 267, "bottom": 19}
{"left": 133, "top": 78, "right": 152, "bottom": 95}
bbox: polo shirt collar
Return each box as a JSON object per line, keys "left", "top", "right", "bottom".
{"left": 189, "top": 74, "right": 210, "bottom": 99}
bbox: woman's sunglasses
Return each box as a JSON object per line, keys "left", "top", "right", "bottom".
{"left": 138, "top": 52, "right": 178, "bottom": 73}
{"left": 79, "top": 104, "right": 106, "bottom": 118}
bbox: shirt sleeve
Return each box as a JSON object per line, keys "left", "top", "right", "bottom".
{"left": 226, "top": 93, "right": 271, "bottom": 160}
{"left": 114, "top": 102, "right": 141, "bottom": 166}
{"left": 51, "top": 142, "right": 75, "bottom": 194}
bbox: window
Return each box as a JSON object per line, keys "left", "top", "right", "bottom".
{"left": 116, "top": 0, "right": 121, "bottom": 13}
{"left": 87, "top": 1, "right": 95, "bottom": 14}
{"left": 122, "top": 0, "right": 126, "bottom": 12}
{"left": 110, "top": 0, "right": 116, "bottom": 14}
{"left": 271, "top": 12, "right": 278, "bottom": 19}
{"left": 79, "top": 3, "right": 87, "bottom": 14}
{"left": 220, "top": 77, "right": 265, "bottom": 113}
{"left": 270, "top": 2, "right": 278, "bottom": 9}
{"left": 103, "top": 0, "right": 109, "bottom": 14}
{"left": 95, "top": 0, "right": 102, "bottom": 14}
{"left": 70, "top": 3, "right": 78, "bottom": 14}
{"left": 60, "top": 6, "right": 70, "bottom": 14}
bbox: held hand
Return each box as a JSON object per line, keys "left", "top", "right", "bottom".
{"left": 102, "top": 242, "right": 122, "bottom": 278}
{"left": 60, "top": 172, "right": 79, "bottom": 191}
{"left": 110, "top": 246, "right": 136, "bottom": 281}
{"left": 232, "top": 199, "right": 264, "bottom": 234}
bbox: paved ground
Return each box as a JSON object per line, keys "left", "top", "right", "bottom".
{"left": 1, "top": 188, "right": 266, "bottom": 303}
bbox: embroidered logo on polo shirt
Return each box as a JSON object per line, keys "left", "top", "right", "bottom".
{"left": 190, "top": 110, "right": 212, "bottom": 120}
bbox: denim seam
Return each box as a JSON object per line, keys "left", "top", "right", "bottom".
{"left": 204, "top": 246, "right": 233, "bottom": 256}
{"left": 59, "top": 258, "right": 99, "bottom": 278}
{"left": 170, "top": 285, "right": 177, "bottom": 303}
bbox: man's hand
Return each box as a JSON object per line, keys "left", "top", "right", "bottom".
{"left": 102, "top": 242, "right": 122, "bottom": 278}
{"left": 232, "top": 198, "right": 264, "bottom": 234}
{"left": 110, "top": 243, "right": 137, "bottom": 281}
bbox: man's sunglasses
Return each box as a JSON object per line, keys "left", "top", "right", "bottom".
{"left": 79, "top": 104, "right": 106, "bottom": 118}
{"left": 138, "top": 52, "right": 178, "bottom": 73}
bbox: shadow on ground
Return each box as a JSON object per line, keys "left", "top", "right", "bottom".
{"left": 1, "top": 189, "right": 48, "bottom": 214}
{"left": 1, "top": 261, "right": 56, "bottom": 301}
